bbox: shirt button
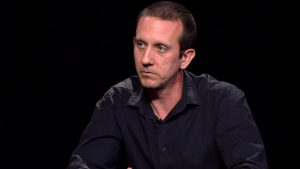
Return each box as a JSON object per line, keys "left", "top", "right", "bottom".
{"left": 161, "top": 147, "right": 167, "bottom": 152}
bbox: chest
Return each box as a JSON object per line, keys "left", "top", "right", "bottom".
{"left": 120, "top": 107, "right": 222, "bottom": 169}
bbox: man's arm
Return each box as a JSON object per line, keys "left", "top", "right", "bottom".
{"left": 68, "top": 91, "right": 122, "bottom": 169}
{"left": 215, "top": 85, "right": 268, "bottom": 169}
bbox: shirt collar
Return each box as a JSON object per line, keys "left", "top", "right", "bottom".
{"left": 126, "top": 70, "right": 202, "bottom": 109}
{"left": 126, "top": 80, "right": 149, "bottom": 109}
{"left": 181, "top": 70, "right": 202, "bottom": 106}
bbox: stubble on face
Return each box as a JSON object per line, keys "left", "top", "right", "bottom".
{"left": 138, "top": 72, "right": 163, "bottom": 89}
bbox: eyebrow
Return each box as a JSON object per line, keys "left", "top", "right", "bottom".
{"left": 134, "top": 38, "right": 147, "bottom": 44}
{"left": 134, "top": 38, "right": 171, "bottom": 49}
{"left": 153, "top": 42, "right": 170, "bottom": 49}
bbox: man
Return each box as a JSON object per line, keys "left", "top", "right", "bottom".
{"left": 68, "top": 1, "right": 268, "bottom": 169}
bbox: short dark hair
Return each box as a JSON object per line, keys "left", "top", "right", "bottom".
{"left": 136, "top": 1, "right": 197, "bottom": 52}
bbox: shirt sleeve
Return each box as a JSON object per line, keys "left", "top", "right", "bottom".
{"left": 214, "top": 85, "right": 268, "bottom": 169}
{"left": 68, "top": 90, "right": 122, "bottom": 169}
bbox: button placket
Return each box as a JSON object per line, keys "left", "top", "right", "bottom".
{"left": 158, "top": 120, "right": 167, "bottom": 155}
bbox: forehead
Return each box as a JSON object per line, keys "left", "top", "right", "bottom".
{"left": 136, "top": 16, "right": 183, "bottom": 44}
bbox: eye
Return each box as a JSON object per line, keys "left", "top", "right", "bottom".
{"left": 157, "top": 45, "right": 167, "bottom": 53}
{"left": 136, "top": 41, "right": 145, "bottom": 48}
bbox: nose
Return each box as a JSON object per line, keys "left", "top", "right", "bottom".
{"left": 142, "top": 47, "right": 154, "bottom": 66}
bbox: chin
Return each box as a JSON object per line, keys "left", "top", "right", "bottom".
{"left": 140, "top": 79, "right": 161, "bottom": 89}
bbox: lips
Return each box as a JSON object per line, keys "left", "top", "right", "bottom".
{"left": 140, "top": 71, "right": 156, "bottom": 76}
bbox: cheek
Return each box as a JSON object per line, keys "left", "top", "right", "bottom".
{"left": 161, "top": 55, "right": 180, "bottom": 67}
{"left": 161, "top": 58, "right": 181, "bottom": 75}
{"left": 133, "top": 50, "right": 139, "bottom": 62}
{"left": 134, "top": 56, "right": 139, "bottom": 68}
{"left": 134, "top": 48, "right": 143, "bottom": 60}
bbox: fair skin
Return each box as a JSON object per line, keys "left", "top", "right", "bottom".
{"left": 133, "top": 16, "right": 195, "bottom": 120}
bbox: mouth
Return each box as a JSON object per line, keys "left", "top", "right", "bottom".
{"left": 140, "top": 71, "right": 156, "bottom": 77}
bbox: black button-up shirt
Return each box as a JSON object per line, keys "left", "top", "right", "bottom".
{"left": 68, "top": 71, "right": 268, "bottom": 169}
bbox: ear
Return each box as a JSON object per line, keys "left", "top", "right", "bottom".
{"left": 180, "top": 49, "right": 196, "bottom": 70}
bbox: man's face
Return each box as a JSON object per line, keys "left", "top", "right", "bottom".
{"left": 134, "top": 16, "right": 184, "bottom": 89}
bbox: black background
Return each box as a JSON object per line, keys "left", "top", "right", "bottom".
{"left": 2, "top": 0, "right": 299, "bottom": 168}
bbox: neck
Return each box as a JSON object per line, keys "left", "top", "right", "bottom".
{"left": 147, "top": 70, "right": 184, "bottom": 120}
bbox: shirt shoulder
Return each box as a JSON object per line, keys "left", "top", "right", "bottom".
{"left": 96, "top": 75, "right": 140, "bottom": 107}
{"left": 187, "top": 71, "right": 244, "bottom": 101}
